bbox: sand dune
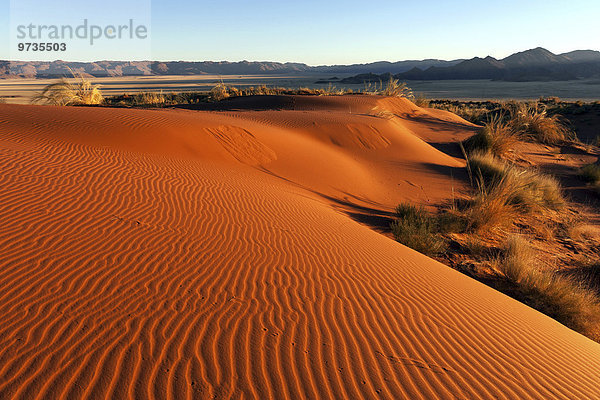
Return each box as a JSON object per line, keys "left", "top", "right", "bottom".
{"left": 1, "top": 96, "right": 599, "bottom": 399}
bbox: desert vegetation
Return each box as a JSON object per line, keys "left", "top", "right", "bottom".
{"left": 463, "top": 114, "right": 519, "bottom": 157}
{"left": 101, "top": 78, "right": 416, "bottom": 107}
{"left": 32, "top": 74, "right": 103, "bottom": 106}
{"left": 391, "top": 204, "right": 462, "bottom": 255}
{"left": 508, "top": 102, "right": 573, "bottom": 144}
{"left": 391, "top": 100, "right": 600, "bottom": 340}
{"left": 430, "top": 98, "right": 579, "bottom": 146}
{"left": 494, "top": 236, "right": 600, "bottom": 339}
{"left": 580, "top": 163, "right": 600, "bottom": 196}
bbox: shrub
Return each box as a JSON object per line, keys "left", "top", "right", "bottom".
{"left": 390, "top": 204, "right": 446, "bottom": 255}
{"left": 209, "top": 82, "right": 234, "bottom": 102}
{"left": 133, "top": 91, "right": 167, "bottom": 107}
{"left": 378, "top": 78, "right": 414, "bottom": 99}
{"left": 579, "top": 164, "right": 600, "bottom": 184}
{"left": 413, "top": 95, "right": 430, "bottom": 108}
{"left": 206, "top": 82, "right": 352, "bottom": 102}
{"left": 32, "top": 74, "right": 103, "bottom": 106}
{"left": 463, "top": 114, "right": 519, "bottom": 157}
{"left": 467, "top": 151, "right": 564, "bottom": 212}
{"left": 497, "top": 236, "right": 600, "bottom": 340}
{"left": 509, "top": 103, "right": 573, "bottom": 144}
{"left": 464, "top": 174, "right": 520, "bottom": 232}
{"left": 431, "top": 103, "right": 489, "bottom": 124}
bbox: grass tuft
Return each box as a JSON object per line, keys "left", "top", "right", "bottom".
{"left": 463, "top": 174, "right": 520, "bottom": 232}
{"left": 378, "top": 78, "right": 414, "bottom": 98}
{"left": 463, "top": 114, "right": 519, "bottom": 157}
{"left": 467, "top": 151, "right": 564, "bottom": 213}
{"left": 391, "top": 204, "right": 447, "bottom": 256}
{"left": 509, "top": 103, "right": 573, "bottom": 144}
{"left": 579, "top": 164, "right": 600, "bottom": 184}
{"left": 413, "top": 95, "right": 430, "bottom": 108}
{"left": 497, "top": 236, "right": 600, "bottom": 340}
{"left": 32, "top": 73, "right": 103, "bottom": 106}
{"left": 132, "top": 91, "right": 167, "bottom": 107}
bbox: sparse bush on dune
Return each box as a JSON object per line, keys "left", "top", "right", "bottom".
{"left": 133, "top": 91, "right": 167, "bottom": 107}
{"left": 370, "top": 107, "right": 396, "bottom": 120}
{"left": 208, "top": 82, "right": 234, "bottom": 102}
{"left": 207, "top": 82, "right": 353, "bottom": 102}
{"left": 32, "top": 75, "right": 104, "bottom": 106}
{"left": 579, "top": 163, "right": 600, "bottom": 184}
{"left": 0, "top": 97, "right": 6, "bottom": 104}
{"left": 390, "top": 204, "right": 467, "bottom": 255}
{"left": 413, "top": 95, "right": 430, "bottom": 108}
{"left": 463, "top": 114, "right": 519, "bottom": 157}
{"left": 467, "top": 151, "right": 564, "bottom": 214}
{"left": 391, "top": 204, "right": 447, "bottom": 255}
{"left": 378, "top": 78, "right": 414, "bottom": 99}
{"left": 508, "top": 102, "right": 573, "bottom": 144}
{"left": 463, "top": 174, "right": 520, "bottom": 232}
{"left": 430, "top": 103, "right": 490, "bottom": 124}
{"left": 496, "top": 236, "right": 600, "bottom": 340}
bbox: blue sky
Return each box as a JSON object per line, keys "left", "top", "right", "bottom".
{"left": 2, "top": 0, "right": 599, "bottom": 64}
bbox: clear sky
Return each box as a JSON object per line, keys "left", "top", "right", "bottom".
{"left": 1, "top": 0, "right": 599, "bottom": 64}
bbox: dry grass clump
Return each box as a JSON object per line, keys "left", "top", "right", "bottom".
{"left": 413, "top": 95, "right": 430, "bottom": 108}
{"left": 208, "top": 82, "right": 236, "bottom": 102}
{"left": 391, "top": 204, "right": 447, "bottom": 255}
{"left": 208, "top": 82, "right": 352, "bottom": 102}
{"left": 431, "top": 103, "right": 489, "bottom": 124}
{"left": 133, "top": 91, "right": 167, "bottom": 107}
{"left": 463, "top": 175, "right": 520, "bottom": 232}
{"left": 467, "top": 151, "right": 564, "bottom": 213}
{"left": 463, "top": 114, "right": 519, "bottom": 157}
{"left": 104, "top": 91, "right": 209, "bottom": 107}
{"left": 370, "top": 107, "right": 396, "bottom": 120}
{"left": 508, "top": 103, "right": 573, "bottom": 144}
{"left": 32, "top": 75, "right": 103, "bottom": 106}
{"left": 391, "top": 204, "right": 467, "bottom": 255}
{"left": 378, "top": 78, "right": 413, "bottom": 98}
{"left": 497, "top": 236, "right": 600, "bottom": 339}
{"left": 0, "top": 97, "right": 6, "bottom": 104}
{"left": 579, "top": 163, "right": 600, "bottom": 184}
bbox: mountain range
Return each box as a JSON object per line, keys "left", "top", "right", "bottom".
{"left": 0, "top": 59, "right": 462, "bottom": 79}
{"left": 343, "top": 48, "right": 600, "bottom": 83}
{"left": 2, "top": 48, "right": 599, "bottom": 81}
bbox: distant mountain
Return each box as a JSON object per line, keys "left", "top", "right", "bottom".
{"left": 2, "top": 49, "right": 599, "bottom": 81}
{"left": 311, "top": 59, "right": 463, "bottom": 75}
{"left": 560, "top": 50, "right": 600, "bottom": 63}
{"left": 387, "top": 48, "right": 600, "bottom": 82}
{"left": 0, "top": 59, "right": 463, "bottom": 79}
{"left": 0, "top": 60, "right": 312, "bottom": 78}
{"left": 502, "top": 47, "right": 568, "bottom": 67}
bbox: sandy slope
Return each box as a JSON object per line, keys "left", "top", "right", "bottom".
{"left": 0, "top": 97, "right": 599, "bottom": 399}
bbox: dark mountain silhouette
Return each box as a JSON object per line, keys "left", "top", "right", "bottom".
{"left": 2, "top": 48, "right": 599, "bottom": 81}
{"left": 0, "top": 59, "right": 462, "bottom": 78}
{"left": 388, "top": 48, "right": 600, "bottom": 82}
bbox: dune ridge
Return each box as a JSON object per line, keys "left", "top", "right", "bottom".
{"left": 1, "top": 98, "right": 600, "bottom": 399}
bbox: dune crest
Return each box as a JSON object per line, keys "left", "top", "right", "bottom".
{"left": 1, "top": 98, "right": 599, "bottom": 399}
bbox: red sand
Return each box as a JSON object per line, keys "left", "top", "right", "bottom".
{"left": 1, "top": 96, "right": 599, "bottom": 399}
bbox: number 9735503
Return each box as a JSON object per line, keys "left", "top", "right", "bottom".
{"left": 18, "top": 43, "right": 67, "bottom": 51}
